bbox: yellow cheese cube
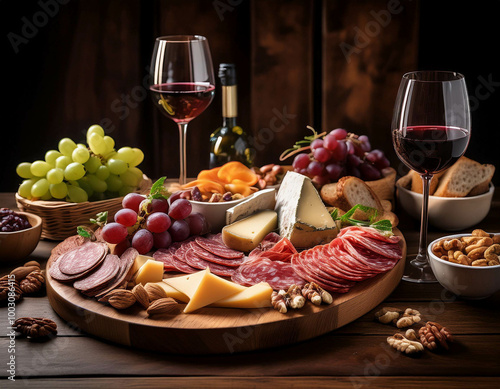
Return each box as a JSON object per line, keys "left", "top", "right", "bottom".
{"left": 126, "top": 254, "right": 151, "bottom": 281}
{"left": 211, "top": 282, "right": 273, "bottom": 308}
{"left": 222, "top": 209, "right": 278, "bottom": 252}
{"left": 134, "top": 259, "right": 164, "bottom": 285}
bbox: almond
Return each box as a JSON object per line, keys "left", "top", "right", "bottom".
{"left": 10, "top": 266, "right": 40, "bottom": 281}
{"left": 106, "top": 289, "right": 136, "bottom": 309}
{"left": 146, "top": 297, "right": 178, "bottom": 316}
{"left": 144, "top": 283, "right": 167, "bottom": 302}
{"left": 132, "top": 284, "right": 150, "bottom": 309}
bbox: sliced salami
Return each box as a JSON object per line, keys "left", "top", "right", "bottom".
{"left": 183, "top": 248, "right": 236, "bottom": 277}
{"left": 190, "top": 242, "right": 244, "bottom": 267}
{"left": 153, "top": 243, "right": 182, "bottom": 272}
{"left": 73, "top": 254, "right": 121, "bottom": 293}
{"left": 249, "top": 235, "right": 297, "bottom": 262}
{"left": 58, "top": 242, "right": 108, "bottom": 276}
{"left": 94, "top": 247, "right": 139, "bottom": 298}
{"left": 51, "top": 235, "right": 86, "bottom": 258}
{"left": 248, "top": 232, "right": 283, "bottom": 260}
{"left": 195, "top": 236, "right": 244, "bottom": 259}
{"left": 170, "top": 240, "right": 199, "bottom": 274}
{"left": 49, "top": 259, "right": 85, "bottom": 282}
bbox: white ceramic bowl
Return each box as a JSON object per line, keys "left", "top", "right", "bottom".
{"left": 396, "top": 183, "right": 494, "bottom": 231}
{"left": 189, "top": 195, "right": 251, "bottom": 233}
{"left": 428, "top": 233, "right": 500, "bottom": 299}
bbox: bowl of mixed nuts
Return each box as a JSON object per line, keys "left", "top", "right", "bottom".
{"left": 428, "top": 229, "right": 500, "bottom": 299}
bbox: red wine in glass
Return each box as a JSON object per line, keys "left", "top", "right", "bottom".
{"left": 392, "top": 71, "right": 470, "bottom": 283}
{"left": 393, "top": 125, "right": 470, "bottom": 175}
{"left": 150, "top": 82, "right": 215, "bottom": 123}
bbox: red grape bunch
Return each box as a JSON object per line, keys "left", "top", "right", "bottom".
{"left": 102, "top": 191, "right": 207, "bottom": 255}
{"left": 291, "top": 128, "right": 391, "bottom": 186}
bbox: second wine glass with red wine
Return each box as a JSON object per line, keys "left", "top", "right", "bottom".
{"left": 149, "top": 35, "right": 215, "bottom": 185}
{"left": 392, "top": 71, "right": 471, "bottom": 283}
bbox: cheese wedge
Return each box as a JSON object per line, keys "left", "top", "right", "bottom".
{"left": 162, "top": 270, "right": 208, "bottom": 299}
{"left": 126, "top": 254, "right": 151, "bottom": 281}
{"left": 211, "top": 282, "right": 273, "bottom": 308}
{"left": 226, "top": 188, "right": 276, "bottom": 224}
{"left": 275, "top": 171, "right": 337, "bottom": 248}
{"left": 134, "top": 259, "right": 164, "bottom": 285}
{"left": 222, "top": 209, "right": 278, "bottom": 252}
{"left": 151, "top": 281, "right": 189, "bottom": 303}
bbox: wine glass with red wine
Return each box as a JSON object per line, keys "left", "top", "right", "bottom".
{"left": 392, "top": 71, "right": 471, "bottom": 283}
{"left": 149, "top": 35, "right": 215, "bottom": 185}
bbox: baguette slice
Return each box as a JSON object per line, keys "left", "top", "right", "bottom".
{"left": 410, "top": 170, "right": 444, "bottom": 195}
{"left": 433, "top": 157, "right": 495, "bottom": 197}
{"left": 332, "top": 176, "right": 385, "bottom": 219}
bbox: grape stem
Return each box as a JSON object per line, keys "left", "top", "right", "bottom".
{"left": 279, "top": 125, "right": 326, "bottom": 161}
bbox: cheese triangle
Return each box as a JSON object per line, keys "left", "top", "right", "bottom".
{"left": 162, "top": 270, "right": 207, "bottom": 299}
{"left": 211, "top": 282, "right": 272, "bottom": 308}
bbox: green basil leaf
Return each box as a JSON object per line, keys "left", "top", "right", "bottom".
{"left": 77, "top": 226, "right": 92, "bottom": 238}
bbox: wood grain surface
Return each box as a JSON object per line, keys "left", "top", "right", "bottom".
{"left": 44, "top": 230, "right": 406, "bottom": 354}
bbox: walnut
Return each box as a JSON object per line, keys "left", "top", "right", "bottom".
{"left": 418, "top": 321, "right": 453, "bottom": 350}
{"left": 395, "top": 308, "right": 421, "bottom": 328}
{"left": 302, "top": 282, "right": 333, "bottom": 305}
{"left": 271, "top": 290, "right": 289, "bottom": 314}
{"left": 14, "top": 317, "right": 57, "bottom": 339}
{"left": 132, "top": 284, "right": 150, "bottom": 309}
{"left": 287, "top": 284, "right": 306, "bottom": 309}
{"left": 374, "top": 307, "right": 402, "bottom": 324}
{"left": 0, "top": 275, "right": 22, "bottom": 302}
{"left": 20, "top": 270, "right": 45, "bottom": 294}
{"left": 146, "top": 297, "right": 178, "bottom": 316}
{"left": 387, "top": 332, "right": 424, "bottom": 354}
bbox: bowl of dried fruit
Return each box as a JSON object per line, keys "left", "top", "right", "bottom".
{"left": 0, "top": 208, "right": 42, "bottom": 263}
{"left": 428, "top": 230, "right": 500, "bottom": 299}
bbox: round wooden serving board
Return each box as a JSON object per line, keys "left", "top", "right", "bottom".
{"left": 46, "top": 229, "right": 406, "bottom": 355}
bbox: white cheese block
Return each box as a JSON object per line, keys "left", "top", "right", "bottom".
{"left": 211, "top": 282, "right": 273, "bottom": 308}
{"left": 222, "top": 209, "right": 278, "bottom": 252}
{"left": 226, "top": 188, "right": 276, "bottom": 224}
{"left": 275, "top": 171, "right": 337, "bottom": 248}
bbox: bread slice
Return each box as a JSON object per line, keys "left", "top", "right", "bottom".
{"left": 433, "top": 157, "right": 495, "bottom": 197}
{"left": 410, "top": 170, "right": 443, "bottom": 195}
{"left": 333, "top": 176, "right": 385, "bottom": 219}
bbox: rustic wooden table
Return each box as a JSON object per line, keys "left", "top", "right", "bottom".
{"left": 1, "top": 192, "right": 499, "bottom": 388}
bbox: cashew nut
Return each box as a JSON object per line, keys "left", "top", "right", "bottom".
{"left": 484, "top": 244, "right": 500, "bottom": 261}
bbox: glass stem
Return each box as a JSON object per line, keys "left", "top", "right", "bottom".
{"left": 178, "top": 122, "right": 188, "bottom": 185}
{"left": 416, "top": 173, "right": 433, "bottom": 264}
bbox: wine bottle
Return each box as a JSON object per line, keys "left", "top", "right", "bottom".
{"left": 209, "top": 63, "right": 253, "bottom": 168}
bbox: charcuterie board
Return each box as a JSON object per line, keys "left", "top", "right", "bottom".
{"left": 46, "top": 229, "right": 406, "bottom": 355}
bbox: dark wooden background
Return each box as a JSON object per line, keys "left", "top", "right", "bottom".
{"left": 2, "top": 0, "right": 500, "bottom": 193}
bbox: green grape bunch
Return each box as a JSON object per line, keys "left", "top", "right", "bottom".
{"left": 16, "top": 125, "right": 145, "bottom": 203}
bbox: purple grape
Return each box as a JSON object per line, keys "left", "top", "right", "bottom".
{"left": 346, "top": 165, "right": 361, "bottom": 178}
{"left": 102, "top": 222, "right": 128, "bottom": 244}
{"left": 373, "top": 156, "right": 391, "bottom": 170}
{"left": 114, "top": 208, "right": 138, "bottom": 227}
{"left": 313, "top": 147, "right": 332, "bottom": 163}
{"left": 122, "top": 193, "right": 145, "bottom": 212}
{"left": 347, "top": 154, "right": 362, "bottom": 167}
{"left": 139, "top": 199, "right": 152, "bottom": 214}
{"left": 151, "top": 198, "right": 169, "bottom": 213}
{"left": 168, "top": 199, "right": 192, "bottom": 220}
{"left": 131, "top": 229, "right": 154, "bottom": 254}
{"left": 153, "top": 230, "right": 172, "bottom": 249}
{"left": 146, "top": 212, "right": 171, "bottom": 233}
{"left": 169, "top": 219, "right": 190, "bottom": 242}
{"left": 312, "top": 175, "right": 329, "bottom": 186}
{"left": 325, "top": 163, "right": 342, "bottom": 181}
{"left": 307, "top": 161, "right": 324, "bottom": 176}
{"left": 359, "top": 162, "right": 382, "bottom": 181}
{"left": 323, "top": 135, "right": 338, "bottom": 151}
{"left": 292, "top": 153, "right": 310, "bottom": 170}
{"left": 330, "top": 128, "right": 348, "bottom": 140}
{"left": 310, "top": 139, "right": 324, "bottom": 151}
{"left": 185, "top": 212, "right": 206, "bottom": 236}
{"left": 358, "top": 135, "right": 371, "bottom": 152}
{"left": 331, "top": 140, "right": 347, "bottom": 161}
{"left": 346, "top": 140, "right": 355, "bottom": 155}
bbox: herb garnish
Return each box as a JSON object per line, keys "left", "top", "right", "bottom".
{"left": 331, "top": 204, "right": 393, "bottom": 233}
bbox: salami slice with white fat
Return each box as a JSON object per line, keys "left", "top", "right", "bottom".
{"left": 57, "top": 242, "right": 108, "bottom": 276}
{"left": 73, "top": 254, "right": 121, "bottom": 293}
{"left": 183, "top": 247, "right": 237, "bottom": 277}
{"left": 195, "top": 236, "right": 244, "bottom": 259}
{"left": 153, "top": 243, "right": 182, "bottom": 272}
{"left": 190, "top": 242, "right": 244, "bottom": 267}
{"left": 170, "top": 239, "right": 199, "bottom": 274}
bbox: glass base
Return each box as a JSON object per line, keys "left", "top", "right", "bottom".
{"left": 402, "top": 255, "right": 438, "bottom": 283}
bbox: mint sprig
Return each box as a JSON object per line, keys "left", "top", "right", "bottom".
{"left": 331, "top": 204, "right": 393, "bottom": 232}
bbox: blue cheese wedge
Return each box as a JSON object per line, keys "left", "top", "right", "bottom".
{"left": 275, "top": 171, "right": 337, "bottom": 248}
{"left": 225, "top": 188, "right": 276, "bottom": 225}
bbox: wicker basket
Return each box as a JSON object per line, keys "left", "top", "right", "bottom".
{"left": 16, "top": 176, "right": 151, "bottom": 241}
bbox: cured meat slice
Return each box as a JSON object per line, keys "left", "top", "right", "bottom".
{"left": 340, "top": 239, "right": 399, "bottom": 272}
{"left": 249, "top": 236, "right": 297, "bottom": 262}
{"left": 195, "top": 236, "right": 244, "bottom": 259}
{"left": 58, "top": 242, "right": 108, "bottom": 276}
{"left": 49, "top": 259, "right": 85, "bottom": 282}
{"left": 94, "top": 247, "right": 139, "bottom": 298}
{"left": 325, "top": 242, "right": 379, "bottom": 277}
{"left": 183, "top": 248, "right": 236, "bottom": 277}
{"left": 233, "top": 258, "right": 305, "bottom": 291}
{"left": 248, "top": 232, "right": 283, "bottom": 260}
{"left": 337, "top": 226, "right": 400, "bottom": 244}
{"left": 153, "top": 243, "right": 182, "bottom": 272}
{"left": 170, "top": 240, "right": 199, "bottom": 274}
{"left": 73, "top": 254, "right": 121, "bottom": 294}
{"left": 190, "top": 242, "right": 244, "bottom": 267}
{"left": 51, "top": 235, "right": 86, "bottom": 258}
{"left": 291, "top": 260, "right": 350, "bottom": 293}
